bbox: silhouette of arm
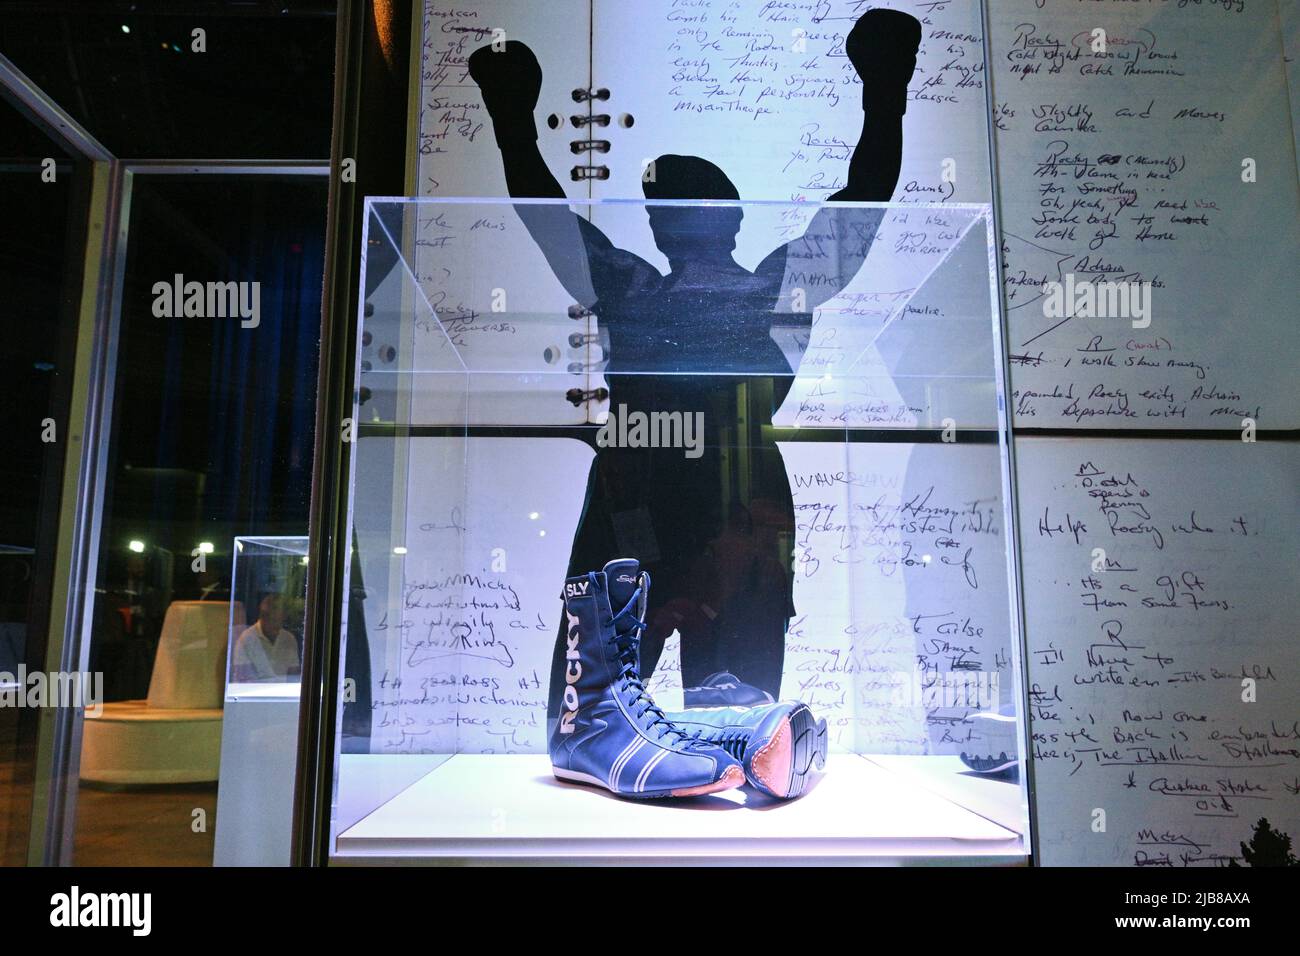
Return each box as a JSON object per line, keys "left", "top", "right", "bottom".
{"left": 496, "top": 134, "right": 566, "bottom": 200}
{"left": 826, "top": 106, "right": 904, "bottom": 204}
{"left": 756, "top": 10, "right": 921, "bottom": 310}
{"left": 469, "top": 41, "right": 658, "bottom": 307}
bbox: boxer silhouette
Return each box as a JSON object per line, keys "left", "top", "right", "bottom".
{"left": 468, "top": 10, "right": 922, "bottom": 715}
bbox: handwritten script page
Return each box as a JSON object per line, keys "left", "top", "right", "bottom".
{"left": 363, "top": 437, "right": 594, "bottom": 754}
{"left": 416, "top": 0, "right": 591, "bottom": 197}
{"left": 1018, "top": 438, "right": 1299, "bottom": 866}
{"left": 593, "top": 0, "right": 992, "bottom": 204}
{"left": 987, "top": 0, "right": 1300, "bottom": 427}
{"left": 778, "top": 440, "right": 1017, "bottom": 756}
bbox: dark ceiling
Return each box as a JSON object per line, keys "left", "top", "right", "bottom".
{"left": 0, "top": 0, "right": 338, "bottom": 159}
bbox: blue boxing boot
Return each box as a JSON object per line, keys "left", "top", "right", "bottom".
{"left": 663, "top": 702, "right": 828, "bottom": 800}
{"left": 550, "top": 559, "right": 745, "bottom": 799}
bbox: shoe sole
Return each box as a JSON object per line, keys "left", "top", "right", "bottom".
{"left": 668, "top": 764, "right": 746, "bottom": 797}
{"left": 553, "top": 763, "right": 745, "bottom": 799}
{"left": 961, "top": 711, "right": 1019, "bottom": 774}
{"left": 748, "top": 704, "right": 827, "bottom": 799}
{"left": 959, "top": 752, "right": 1018, "bottom": 774}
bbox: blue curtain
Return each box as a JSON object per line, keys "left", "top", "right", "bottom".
{"left": 202, "top": 224, "right": 324, "bottom": 532}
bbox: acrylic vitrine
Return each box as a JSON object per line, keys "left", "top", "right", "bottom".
{"left": 213, "top": 534, "right": 310, "bottom": 866}
{"left": 327, "top": 197, "right": 1031, "bottom": 863}
{"left": 225, "top": 535, "right": 309, "bottom": 694}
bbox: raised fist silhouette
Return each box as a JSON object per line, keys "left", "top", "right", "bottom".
{"left": 846, "top": 8, "right": 922, "bottom": 114}
{"left": 468, "top": 39, "right": 543, "bottom": 140}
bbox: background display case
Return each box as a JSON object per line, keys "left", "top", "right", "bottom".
{"left": 225, "top": 535, "right": 309, "bottom": 694}
{"left": 328, "top": 197, "right": 1031, "bottom": 863}
{"left": 214, "top": 535, "right": 308, "bottom": 866}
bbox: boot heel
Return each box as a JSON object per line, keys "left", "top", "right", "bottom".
{"left": 785, "top": 704, "right": 826, "bottom": 798}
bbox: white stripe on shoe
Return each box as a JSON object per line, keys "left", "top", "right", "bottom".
{"left": 608, "top": 737, "right": 646, "bottom": 792}
{"left": 634, "top": 747, "right": 670, "bottom": 793}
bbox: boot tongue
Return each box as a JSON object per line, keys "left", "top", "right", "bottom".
{"left": 603, "top": 558, "right": 641, "bottom": 635}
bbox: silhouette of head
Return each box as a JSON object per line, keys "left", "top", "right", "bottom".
{"left": 642, "top": 154, "right": 743, "bottom": 266}
{"left": 258, "top": 592, "right": 286, "bottom": 634}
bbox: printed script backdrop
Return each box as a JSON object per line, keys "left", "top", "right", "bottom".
{"left": 363, "top": 0, "right": 1300, "bottom": 866}
{"left": 414, "top": 0, "right": 1002, "bottom": 428}
{"left": 417, "top": 0, "right": 993, "bottom": 203}
{"left": 416, "top": 0, "right": 1300, "bottom": 430}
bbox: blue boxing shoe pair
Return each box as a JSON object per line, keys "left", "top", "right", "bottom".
{"left": 550, "top": 558, "right": 827, "bottom": 800}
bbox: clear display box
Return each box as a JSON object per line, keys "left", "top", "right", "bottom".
{"left": 226, "top": 535, "right": 309, "bottom": 698}
{"left": 330, "top": 197, "right": 1030, "bottom": 863}
{"left": 215, "top": 534, "right": 309, "bottom": 866}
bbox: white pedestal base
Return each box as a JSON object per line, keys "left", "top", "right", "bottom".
{"left": 213, "top": 694, "right": 300, "bottom": 866}
{"left": 334, "top": 753, "right": 1027, "bottom": 864}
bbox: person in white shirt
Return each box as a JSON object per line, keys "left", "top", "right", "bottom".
{"left": 231, "top": 593, "right": 301, "bottom": 682}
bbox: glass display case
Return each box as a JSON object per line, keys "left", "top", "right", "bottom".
{"left": 327, "top": 197, "right": 1030, "bottom": 862}
{"left": 226, "top": 535, "right": 309, "bottom": 695}
{"left": 214, "top": 535, "right": 309, "bottom": 865}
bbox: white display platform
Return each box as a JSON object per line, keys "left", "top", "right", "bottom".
{"left": 336, "top": 754, "right": 449, "bottom": 834}
{"left": 334, "top": 754, "right": 1026, "bottom": 864}
{"left": 224, "top": 681, "right": 299, "bottom": 700}
{"left": 865, "top": 754, "right": 1026, "bottom": 835}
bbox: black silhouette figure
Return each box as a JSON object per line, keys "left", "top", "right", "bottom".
{"left": 468, "top": 10, "right": 922, "bottom": 716}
